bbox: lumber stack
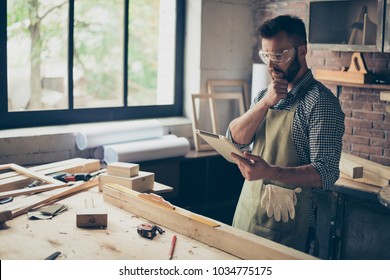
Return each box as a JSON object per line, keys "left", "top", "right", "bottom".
{"left": 99, "top": 161, "right": 172, "bottom": 194}
{"left": 0, "top": 158, "right": 101, "bottom": 223}
{"left": 338, "top": 152, "right": 390, "bottom": 194}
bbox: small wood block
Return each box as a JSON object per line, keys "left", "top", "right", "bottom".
{"left": 107, "top": 162, "right": 139, "bottom": 178}
{"left": 340, "top": 154, "right": 364, "bottom": 179}
{"left": 76, "top": 209, "right": 107, "bottom": 228}
{"left": 0, "top": 210, "right": 13, "bottom": 223}
{"left": 100, "top": 171, "right": 154, "bottom": 192}
{"left": 380, "top": 91, "right": 390, "bottom": 102}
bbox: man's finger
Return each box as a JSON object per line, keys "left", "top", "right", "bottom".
{"left": 242, "top": 151, "right": 261, "bottom": 161}
{"left": 231, "top": 152, "right": 253, "bottom": 166}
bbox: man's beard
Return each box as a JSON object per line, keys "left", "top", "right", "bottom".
{"left": 270, "top": 51, "right": 301, "bottom": 82}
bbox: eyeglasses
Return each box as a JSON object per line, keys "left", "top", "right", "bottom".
{"left": 258, "top": 48, "right": 295, "bottom": 65}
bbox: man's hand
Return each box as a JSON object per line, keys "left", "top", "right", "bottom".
{"left": 231, "top": 151, "right": 276, "bottom": 181}
{"left": 262, "top": 72, "right": 288, "bottom": 108}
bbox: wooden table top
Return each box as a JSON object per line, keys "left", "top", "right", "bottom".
{"left": 0, "top": 186, "right": 238, "bottom": 260}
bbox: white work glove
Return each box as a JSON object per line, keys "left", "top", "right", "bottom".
{"left": 260, "top": 184, "right": 302, "bottom": 223}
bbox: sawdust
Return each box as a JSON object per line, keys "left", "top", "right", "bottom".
{"left": 47, "top": 239, "right": 62, "bottom": 246}
{"left": 100, "top": 243, "right": 121, "bottom": 253}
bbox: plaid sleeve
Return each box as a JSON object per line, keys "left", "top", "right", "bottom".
{"left": 308, "top": 90, "right": 345, "bottom": 190}
{"left": 225, "top": 128, "right": 251, "bottom": 149}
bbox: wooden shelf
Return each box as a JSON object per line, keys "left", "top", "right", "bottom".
{"left": 320, "top": 79, "right": 390, "bottom": 91}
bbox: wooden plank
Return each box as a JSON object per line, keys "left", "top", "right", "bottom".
{"left": 314, "top": 69, "right": 373, "bottom": 84}
{"left": 0, "top": 158, "right": 87, "bottom": 180}
{"left": 104, "top": 183, "right": 219, "bottom": 228}
{"left": 0, "top": 159, "right": 100, "bottom": 192}
{"left": 0, "top": 164, "right": 66, "bottom": 196}
{"left": 2, "top": 178, "right": 99, "bottom": 218}
{"left": 103, "top": 183, "right": 315, "bottom": 260}
{"left": 341, "top": 152, "right": 390, "bottom": 180}
{"left": 354, "top": 169, "right": 390, "bottom": 188}
{"left": 0, "top": 183, "right": 69, "bottom": 199}
{"left": 151, "top": 181, "right": 173, "bottom": 194}
{"left": 340, "top": 154, "right": 364, "bottom": 178}
{"left": 337, "top": 174, "right": 380, "bottom": 194}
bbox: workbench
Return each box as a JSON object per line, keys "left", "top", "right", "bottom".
{"left": 0, "top": 155, "right": 316, "bottom": 260}
{"left": 0, "top": 184, "right": 314, "bottom": 260}
{"left": 0, "top": 186, "right": 240, "bottom": 260}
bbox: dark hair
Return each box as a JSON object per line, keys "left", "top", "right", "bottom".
{"left": 257, "top": 15, "right": 307, "bottom": 45}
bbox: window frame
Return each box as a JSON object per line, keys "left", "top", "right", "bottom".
{"left": 0, "top": 0, "right": 184, "bottom": 130}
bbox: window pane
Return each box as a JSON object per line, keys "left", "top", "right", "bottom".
{"left": 73, "top": 0, "right": 124, "bottom": 109}
{"left": 7, "top": 0, "right": 69, "bottom": 111}
{"left": 128, "top": 0, "right": 176, "bottom": 106}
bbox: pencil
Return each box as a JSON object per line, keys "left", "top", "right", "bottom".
{"left": 45, "top": 251, "right": 61, "bottom": 260}
{"left": 169, "top": 235, "right": 177, "bottom": 260}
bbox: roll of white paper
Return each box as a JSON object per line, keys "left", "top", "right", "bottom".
{"left": 75, "top": 119, "right": 163, "bottom": 150}
{"left": 103, "top": 135, "right": 190, "bottom": 164}
{"left": 251, "top": 63, "right": 271, "bottom": 103}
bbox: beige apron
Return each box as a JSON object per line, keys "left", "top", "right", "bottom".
{"left": 232, "top": 95, "right": 311, "bottom": 252}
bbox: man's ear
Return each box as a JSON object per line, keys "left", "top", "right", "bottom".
{"left": 297, "top": 45, "right": 307, "bottom": 56}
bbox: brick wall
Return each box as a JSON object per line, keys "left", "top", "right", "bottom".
{"left": 251, "top": 0, "right": 390, "bottom": 166}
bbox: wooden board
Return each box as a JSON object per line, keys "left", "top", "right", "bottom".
{"left": 2, "top": 178, "right": 99, "bottom": 218}
{"left": 104, "top": 183, "right": 220, "bottom": 228}
{"left": 339, "top": 154, "right": 363, "bottom": 179}
{"left": 0, "top": 159, "right": 100, "bottom": 192}
{"left": 0, "top": 164, "right": 66, "bottom": 198}
{"left": 103, "top": 183, "right": 315, "bottom": 260}
{"left": 314, "top": 69, "right": 373, "bottom": 84}
{"left": 336, "top": 174, "right": 380, "bottom": 194}
{"left": 354, "top": 170, "right": 390, "bottom": 188}
{"left": 341, "top": 152, "right": 390, "bottom": 180}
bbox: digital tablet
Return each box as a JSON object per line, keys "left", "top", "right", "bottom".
{"left": 196, "top": 129, "right": 243, "bottom": 163}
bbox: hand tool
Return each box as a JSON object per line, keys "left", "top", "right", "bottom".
{"left": 51, "top": 169, "right": 106, "bottom": 183}
{"left": 0, "top": 197, "right": 13, "bottom": 204}
{"left": 137, "top": 223, "right": 164, "bottom": 239}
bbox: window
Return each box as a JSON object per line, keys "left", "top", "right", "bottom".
{"left": 0, "top": 0, "right": 184, "bottom": 129}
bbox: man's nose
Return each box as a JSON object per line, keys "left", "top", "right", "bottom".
{"left": 268, "top": 60, "right": 276, "bottom": 68}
